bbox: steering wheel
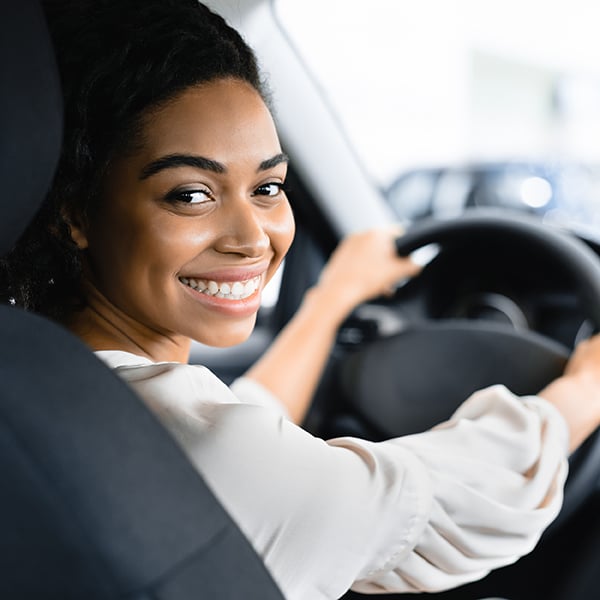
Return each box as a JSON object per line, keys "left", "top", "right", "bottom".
{"left": 337, "top": 210, "right": 600, "bottom": 527}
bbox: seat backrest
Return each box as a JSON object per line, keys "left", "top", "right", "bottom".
{"left": 0, "top": 4, "right": 283, "bottom": 598}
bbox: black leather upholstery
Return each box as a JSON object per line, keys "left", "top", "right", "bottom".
{"left": 0, "top": 3, "right": 283, "bottom": 598}
{"left": 0, "top": 1, "right": 62, "bottom": 255}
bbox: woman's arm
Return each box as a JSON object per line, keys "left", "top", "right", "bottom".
{"left": 243, "top": 227, "right": 421, "bottom": 423}
{"left": 538, "top": 335, "right": 600, "bottom": 452}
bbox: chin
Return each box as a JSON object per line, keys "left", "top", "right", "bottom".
{"left": 191, "top": 319, "right": 257, "bottom": 349}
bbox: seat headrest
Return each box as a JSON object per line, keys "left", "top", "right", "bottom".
{"left": 0, "top": 2, "right": 63, "bottom": 255}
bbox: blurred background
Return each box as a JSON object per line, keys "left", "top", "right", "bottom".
{"left": 276, "top": 0, "right": 600, "bottom": 238}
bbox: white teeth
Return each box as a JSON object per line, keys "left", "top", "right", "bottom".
{"left": 180, "top": 275, "right": 261, "bottom": 300}
{"left": 244, "top": 279, "right": 257, "bottom": 296}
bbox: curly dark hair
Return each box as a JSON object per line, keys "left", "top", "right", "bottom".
{"left": 0, "top": 0, "right": 268, "bottom": 320}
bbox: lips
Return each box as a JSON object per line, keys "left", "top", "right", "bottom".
{"left": 179, "top": 274, "right": 261, "bottom": 300}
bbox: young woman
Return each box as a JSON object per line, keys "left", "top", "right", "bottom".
{"left": 3, "top": 1, "right": 600, "bottom": 598}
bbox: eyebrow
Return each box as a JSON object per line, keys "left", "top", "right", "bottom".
{"left": 139, "top": 152, "right": 289, "bottom": 180}
{"left": 259, "top": 153, "right": 289, "bottom": 171}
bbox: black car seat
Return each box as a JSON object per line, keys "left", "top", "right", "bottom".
{"left": 0, "top": 3, "right": 284, "bottom": 599}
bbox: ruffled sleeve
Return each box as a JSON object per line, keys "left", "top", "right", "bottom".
{"left": 349, "top": 385, "right": 569, "bottom": 594}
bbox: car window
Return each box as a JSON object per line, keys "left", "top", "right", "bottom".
{"left": 275, "top": 0, "right": 600, "bottom": 235}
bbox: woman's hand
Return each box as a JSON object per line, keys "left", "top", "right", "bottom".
{"left": 539, "top": 334, "right": 600, "bottom": 452}
{"left": 312, "top": 226, "right": 421, "bottom": 325}
{"left": 562, "top": 334, "right": 600, "bottom": 384}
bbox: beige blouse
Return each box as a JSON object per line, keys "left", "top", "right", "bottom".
{"left": 96, "top": 350, "right": 569, "bottom": 600}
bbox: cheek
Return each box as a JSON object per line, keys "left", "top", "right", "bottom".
{"left": 268, "top": 201, "right": 295, "bottom": 267}
{"left": 260, "top": 201, "right": 295, "bottom": 290}
{"left": 87, "top": 207, "right": 203, "bottom": 284}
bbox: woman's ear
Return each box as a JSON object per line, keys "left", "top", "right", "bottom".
{"left": 61, "top": 207, "right": 89, "bottom": 250}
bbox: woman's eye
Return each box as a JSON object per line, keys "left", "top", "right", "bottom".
{"left": 166, "top": 188, "right": 213, "bottom": 204}
{"left": 253, "top": 182, "right": 284, "bottom": 197}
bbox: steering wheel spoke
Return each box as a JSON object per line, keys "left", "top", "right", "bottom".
{"left": 340, "top": 321, "right": 568, "bottom": 438}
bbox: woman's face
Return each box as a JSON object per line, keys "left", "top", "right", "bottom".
{"left": 74, "top": 78, "right": 295, "bottom": 356}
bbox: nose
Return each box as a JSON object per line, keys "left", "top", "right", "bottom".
{"left": 214, "top": 196, "right": 270, "bottom": 258}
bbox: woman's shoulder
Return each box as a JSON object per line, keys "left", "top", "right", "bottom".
{"left": 95, "top": 349, "right": 156, "bottom": 369}
{"left": 94, "top": 349, "right": 238, "bottom": 409}
{"left": 95, "top": 349, "right": 289, "bottom": 418}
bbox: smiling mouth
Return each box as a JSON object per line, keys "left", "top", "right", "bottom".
{"left": 179, "top": 275, "right": 261, "bottom": 300}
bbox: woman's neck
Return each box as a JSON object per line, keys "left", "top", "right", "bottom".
{"left": 67, "top": 301, "right": 191, "bottom": 364}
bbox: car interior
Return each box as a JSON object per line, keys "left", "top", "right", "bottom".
{"left": 3, "top": 0, "right": 600, "bottom": 599}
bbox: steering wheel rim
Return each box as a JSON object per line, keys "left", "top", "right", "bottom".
{"left": 395, "top": 210, "right": 600, "bottom": 326}
{"left": 339, "top": 210, "right": 600, "bottom": 528}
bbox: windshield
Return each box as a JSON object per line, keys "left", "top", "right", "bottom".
{"left": 275, "top": 0, "right": 600, "bottom": 236}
